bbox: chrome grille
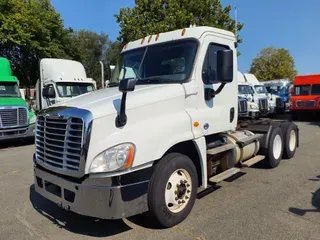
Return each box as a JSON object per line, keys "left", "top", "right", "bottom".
{"left": 0, "top": 107, "right": 28, "bottom": 128}
{"left": 19, "top": 108, "right": 28, "bottom": 125}
{"left": 238, "top": 99, "right": 248, "bottom": 113}
{"left": 296, "top": 100, "right": 315, "bottom": 107}
{"left": 276, "top": 98, "right": 283, "bottom": 107}
{"left": 35, "top": 115, "right": 84, "bottom": 171}
{"left": 258, "top": 99, "right": 268, "bottom": 110}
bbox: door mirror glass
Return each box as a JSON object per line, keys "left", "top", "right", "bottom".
{"left": 216, "top": 49, "right": 233, "bottom": 83}
{"left": 43, "top": 86, "right": 55, "bottom": 99}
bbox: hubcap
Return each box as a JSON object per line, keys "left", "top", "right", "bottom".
{"left": 289, "top": 129, "right": 296, "bottom": 152}
{"left": 273, "top": 134, "right": 282, "bottom": 159}
{"left": 165, "top": 169, "right": 192, "bottom": 213}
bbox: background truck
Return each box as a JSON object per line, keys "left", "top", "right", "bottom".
{"left": 33, "top": 26, "right": 299, "bottom": 228}
{"left": 0, "top": 57, "right": 36, "bottom": 141}
{"left": 238, "top": 72, "right": 260, "bottom": 118}
{"left": 34, "top": 58, "right": 97, "bottom": 111}
{"left": 263, "top": 79, "right": 291, "bottom": 111}
{"left": 243, "top": 73, "right": 284, "bottom": 116}
{"left": 290, "top": 74, "right": 320, "bottom": 119}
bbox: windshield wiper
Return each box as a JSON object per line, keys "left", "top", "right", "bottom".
{"left": 136, "top": 77, "right": 167, "bottom": 84}
{"left": 108, "top": 82, "right": 120, "bottom": 87}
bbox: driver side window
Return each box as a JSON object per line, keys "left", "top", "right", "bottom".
{"left": 202, "top": 43, "right": 229, "bottom": 84}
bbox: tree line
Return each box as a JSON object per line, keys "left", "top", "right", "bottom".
{"left": 0, "top": 0, "right": 297, "bottom": 88}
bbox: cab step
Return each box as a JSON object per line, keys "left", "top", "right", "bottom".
{"left": 206, "top": 143, "right": 235, "bottom": 155}
{"left": 209, "top": 167, "right": 241, "bottom": 184}
{"left": 241, "top": 155, "right": 265, "bottom": 167}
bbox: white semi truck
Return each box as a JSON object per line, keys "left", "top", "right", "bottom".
{"left": 237, "top": 71, "right": 260, "bottom": 118}
{"left": 33, "top": 26, "right": 299, "bottom": 228}
{"left": 34, "top": 58, "right": 97, "bottom": 111}
{"left": 244, "top": 74, "right": 285, "bottom": 115}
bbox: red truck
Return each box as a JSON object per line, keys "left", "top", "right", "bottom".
{"left": 290, "top": 74, "right": 320, "bottom": 118}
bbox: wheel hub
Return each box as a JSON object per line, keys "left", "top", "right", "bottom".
{"left": 165, "top": 169, "right": 192, "bottom": 213}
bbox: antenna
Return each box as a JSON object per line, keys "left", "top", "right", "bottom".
{"left": 235, "top": 6, "right": 238, "bottom": 41}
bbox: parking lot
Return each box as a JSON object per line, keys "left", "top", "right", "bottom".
{"left": 0, "top": 120, "right": 319, "bottom": 240}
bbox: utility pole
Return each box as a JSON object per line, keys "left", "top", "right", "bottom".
{"left": 99, "top": 61, "right": 104, "bottom": 88}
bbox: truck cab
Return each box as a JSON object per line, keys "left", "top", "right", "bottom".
{"left": 0, "top": 57, "right": 35, "bottom": 141}
{"left": 290, "top": 74, "right": 320, "bottom": 117}
{"left": 34, "top": 58, "right": 97, "bottom": 111}
{"left": 237, "top": 72, "right": 260, "bottom": 118}
{"left": 263, "top": 79, "right": 290, "bottom": 111}
{"left": 33, "top": 26, "right": 299, "bottom": 228}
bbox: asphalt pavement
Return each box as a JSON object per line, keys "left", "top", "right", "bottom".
{"left": 0, "top": 120, "right": 319, "bottom": 240}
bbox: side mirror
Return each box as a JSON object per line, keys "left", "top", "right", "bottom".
{"left": 217, "top": 49, "right": 233, "bottom": 83}
{"left": 42, "top": 86, "right": 55, "bottom": 99}
{"left": 119, "top": 78, "right": 137, "bottom": 93}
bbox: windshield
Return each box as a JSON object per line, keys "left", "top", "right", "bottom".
{"left": 266, "top": 85, "right": 289, "bottom": 95}
{"left": 238, "top": 85, "right": 254, "bottom": 95}
{"left": 0, "top": 82, "right": 21, "bottom": 98}
{"left": 294, "top": 85, "right": 310, "bottom": 96}
{"left": 311, "top": 84, "right": 320, "bottom": 95}
{"left": 56, "top": 83, "right": 95, "bottom": 97}
{"left": 110, "top": 40, "right": 198, "bottom": 85}
{"left": 254, "top": 85, "right": 268, "bottom": 94}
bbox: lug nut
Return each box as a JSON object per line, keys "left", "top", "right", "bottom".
{"left": 187, "top": 184, "right": 190, "bottom": 187}
{"left": 184, "top": 180, "right": 187, "bottom": 183}
{"left": 174, "top": 190, "right": 178, "bottom": 194}
{"left": 182, "top": 200, "right": 185, "bottom": 204}
{"left": 185, "top": 196, "right": 189, "bottom": 199}
{"left": 187, "top": 190, "right": 191, "bottom": 193}
{"left": 180, "top": 180, "right": 184, "bottom": 184}
{"left": 178, "top": 201, "right": 182, "bottom": 204}
{"left": 175, "top": 197, "right": 178, "bottom": 200}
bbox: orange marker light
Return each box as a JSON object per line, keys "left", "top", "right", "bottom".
{"left": 148, "top": 35, "right": 152, "bottom": 43}
{"left": 155, "top": 33, "right": 160, "bottom": 41}
{"left": 181, "top": 28, "right": 186, "bottom": 36}
{"left": 124, "top": 145, "right": 135, "bottom": 169}
{"left": 124, "top": 43, "right": 128, "bottom": 49}
{"left": 194, "top": 122, "right": 199, "bottom": 127}
{"left": 141, "top": 38, "right": 145, "bottom": 44}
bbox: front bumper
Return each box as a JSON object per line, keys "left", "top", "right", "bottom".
{"left": 33, "top": 163, "right": 149, "bottom": 219}
{"left": 0, "top": 124, "right": 35, "bottom": 141}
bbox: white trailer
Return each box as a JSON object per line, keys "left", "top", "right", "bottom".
{"left": 34, "top": 58, "right": 97, "bottom": 111}
{"left": 33, "top": 26, "right": 299, "bottom": 228}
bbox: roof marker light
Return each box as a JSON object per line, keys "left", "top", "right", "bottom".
{"left": 155, "top": 34, "right": 160, "bottom": 41}
{"left": 148, "top": 35, "right": 152, "bottom": 43}
{"left": 181, "top": 28, "right": 186, "bottom": 36}
{"left": 141, "top": 38, "right": 145, "bottom": 44}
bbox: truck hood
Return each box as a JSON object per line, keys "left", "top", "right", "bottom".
{"left": 0, "top": 97, "right": 27, "bottom": 107}
{"left": 54, "top": 84, "right": 185, "bottom": 119}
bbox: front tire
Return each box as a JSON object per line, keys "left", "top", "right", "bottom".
{"left": 263, "top": 127, "right": 284, "bottom": 168}
{"left": 148, "top": 153, "right": 198, "bottom": 228}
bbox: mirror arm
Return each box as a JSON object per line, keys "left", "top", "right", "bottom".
{"left": 204, "top": 83, "right": 226, "bottom": 101}
{"left": 116, "top": 92, "right": 127, "bottom": 127}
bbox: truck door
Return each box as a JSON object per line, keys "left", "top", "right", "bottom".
{"left": 194, "top": 36, "right": 237, "bottom": 136}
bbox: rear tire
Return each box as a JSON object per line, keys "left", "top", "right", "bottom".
{"left": 282, "top": 122, "right": 298, "bottom": 159}
{"left": 263, "top": 127, "right": 284, "bottom": 168}
{"left": 148, "top": 153, "right": 198, "bottom": 228}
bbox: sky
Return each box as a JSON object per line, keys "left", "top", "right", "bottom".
{"left": 51, "top": 0, "right": 320, "bottom": 75}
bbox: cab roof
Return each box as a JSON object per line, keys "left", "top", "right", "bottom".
{"left": 122, "top": 26, "right": 236, "bottom": 53}
{"left": 294, "top": 74, "right": 320, "bottom": 85}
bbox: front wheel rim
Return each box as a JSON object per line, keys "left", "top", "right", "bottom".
{"left": 273, "top": 134, "right": 282, "bottom": 159}
{"left": 164, "top": 169, "right": 192, "bottom": 213}
{"left": 289, "top": 129, "right": 297, "bottom": 152}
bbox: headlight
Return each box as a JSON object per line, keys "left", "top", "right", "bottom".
{"left": 89, "top": 143, "right": 135, "bottom": 173}
{"left": 30, "top": 115, "right": 36, "bottom": 124}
